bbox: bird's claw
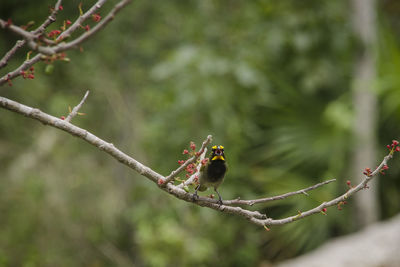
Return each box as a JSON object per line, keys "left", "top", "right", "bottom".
{"left": 192, "top": 193, "right": 199, "bottom": 202}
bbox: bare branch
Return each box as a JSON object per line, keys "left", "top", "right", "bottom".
{"left": 0, "top": 95, "right": 266, "bottom": 223}
{"left": 0, "top": 54, "right": 42, "bottom": 86}
{"left": 57, "top": 0, "right": 107, "bottom": 41}
{"left": 164, "top": 184, "right": 268, "bottom": 220}
{"left": 0, "top": 0, "right": 131, "bottom": 86}
{"left": 249, "top": 154, "right": 393, "bottom": 226}
{"left": 0, "top": 19, "right": 36, "bottom": 40}
{"left": 0, "top": 0, "right": 62, "bottom": 70}
{"left": 0, "top": 0, "right": 63, "bottom": 40}
{"left": 0, "top": 95, "right": 395, "bottom": 227}
{"left": 30, "top": 0, "right": 132, "bottom": 55}
{"left": 65, "top": 90, "right": 90, "bottom": 122}
{"left": 0, "top": 95, "right": 164, "bottom": 183}
{"left": 0, "top": 0, "right": 64, "bottom": 43}
{"left": 222, "top": 179, "right": 337, "bottom": 206}
{"left": 32, "top": 0, "right": 63, "bottom": 35}
{"left": 0, "top": 0, "right": 395, "bottom": 229}
{"left": 0, "top": 40, "right": 26, "bottom": 69}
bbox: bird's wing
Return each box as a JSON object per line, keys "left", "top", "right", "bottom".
{"left": 200, "top": 164, "right": 206, "bottom": 172}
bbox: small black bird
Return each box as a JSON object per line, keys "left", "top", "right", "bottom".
{"left": 193, "top": 145, "right": 227, "bottom": 204}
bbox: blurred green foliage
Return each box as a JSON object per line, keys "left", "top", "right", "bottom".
{"left": 1, "top": 0, "right": 400, "bottom": 266}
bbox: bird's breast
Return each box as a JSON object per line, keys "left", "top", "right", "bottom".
{"left": 206, "top": 160, "right": 227, "bottom": 182}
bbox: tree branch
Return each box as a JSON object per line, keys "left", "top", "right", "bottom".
{"left": 57, "top": 0, "right": 107, "bottom": 41}
{"left": 249, "top": 154, "right": 393, "bottom": 226}
{"left": 222, "top": 179, "right": 336, "bottom": 206}
{"left": 0, "top": 0, "right": 62, "bottom": 70}
{"left": 1, "top": 94, "right": 394, "bottom": 228}
{"left": 0, "top": 95, "right": 163, "bottom": 183}
{"left": 0, "top": 40, "right": 26, "bottom": 69}
{"left": 0, "top": 95, "right": 267, "bottom": 223}
{"left": 65, "top": 90, "right": 89, "bottom": 122}
{"left": 163, "top": 135, "right": 212, "bottom": 185}
{"left": 0, "top": 0, "right": 131, "bottom": 86}
{"left": 0, "top": 54, "right": 42, "bottom": 85}
{"left": 0, "top": 0, "right": 395, "bottom": 229}
{"left": 34, "top": 0, "right": 63, "bottom": 35}
{"left": 176, "top": 148, "right": 207, "bottom": 189}
{"left": 29, "top": 0, "right": 131, "bottom": 56}
{"left": 0, "top": 19, "right": 36, "bottom": 40}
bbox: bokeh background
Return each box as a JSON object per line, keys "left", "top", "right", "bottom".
{"left": 1, "top": 0, "right": 400, "bottom": 266}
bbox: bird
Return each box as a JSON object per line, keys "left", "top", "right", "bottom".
{"left": 193, "top": 145, "right": 227, "bottom": 205}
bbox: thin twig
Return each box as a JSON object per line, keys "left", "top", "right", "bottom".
{"left": 0, "top": 19, "right": 36, "bottom": 40}
{"left": 222, "top": 179, "right": 336, "bottom": 206}
{"left": 249, "top": 154, "right": 393, "bottom": 226}
{"left": 57, "top": 0, "right": 107, "bottom": 41}
{"left": 32, "top": 0, "right": 63, "bottom": 35}
{"left": 0, "top": 54, "right": 42, "bottom": 86}
{"left": 65, "top": 90, "right": 89, "bottom": 122}
{"left": 176, "top": 148, "right": 207, "bottom": 189}
{"left": 0, "top": 40, "right": 26, "bottom": 69}
{"left": 30, "top": 0, "right": 131, "bottom": 55}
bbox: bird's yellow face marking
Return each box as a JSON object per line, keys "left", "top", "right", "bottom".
{"left": 212, "top": 155, "right": 225, "bottom": 161}
{"left": 211, "top": 145, "right": 225, "bottom": 161}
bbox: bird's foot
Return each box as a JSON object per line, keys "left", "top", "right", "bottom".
{"left": 214, "top": 188, "right": 223, "bottom": 205}
{"left": 192, "top": 192, "right": 199, "bottom": 202}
